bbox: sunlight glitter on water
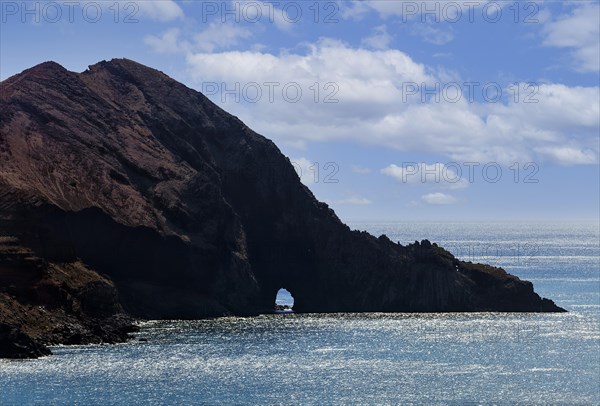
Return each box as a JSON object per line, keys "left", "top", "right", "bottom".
{"left": 1, "top": 312, "right": 598, "bottom": 404}
{"left": 1, "top": 222, "right": 598, "bottom": 404}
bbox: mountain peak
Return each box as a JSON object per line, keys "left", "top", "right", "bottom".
{"left": 31, "top": 60, "right": 66, "bottom": 72}
{"left": 0, "top": 61, "right": 73, "bottom": 98}
{"left": 85, "top": 58, "right": 171, "bottom": 82}
{"left": 1, "top": 60, "right": 66, "bottom": 83}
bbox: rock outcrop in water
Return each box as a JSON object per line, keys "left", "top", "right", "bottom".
{"left": 0, "top": 59, "right": 564, "bottom": 357}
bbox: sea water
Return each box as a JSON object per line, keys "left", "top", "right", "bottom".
{"left": 1, "top": 222, "right": 598, "bottom": 404}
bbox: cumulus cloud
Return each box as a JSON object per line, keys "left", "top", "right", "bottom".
{"left": 178, "top": 39, "right": 598, "bottom": 166}
{"left": 185, "top": 38, "right": 434, "bottom": 122}
{"left": 421, "top": 192, "right": 458, "bottom": 205}
{"left": 144, "top": 28, "right": 186, "bottom": 54}
{"left": 542, "top": 3, "right": 600, "bottom": 73}
{"left": 145, "top": 22, "right": 253, "bottom": 55}
{"left": 193, "top": 22, "right": 253, "bottom": 53}
{"left": 79, "top": 0, "right": 183, "bottom": 22}
{"left": 132, "top": 0, "right": 183, "bottom": 22}
{"left": 338, "top": 0, "right": 372, "bottom": 20}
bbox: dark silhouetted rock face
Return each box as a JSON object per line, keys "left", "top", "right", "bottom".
{"left": 0, "top": 322, "right": 51, "bottom": 359}
{"left": 0, "top": 59, "right": 564, "bottom": 355}
{"left": 0, "top": 237, "right": 135, "bottom": 358}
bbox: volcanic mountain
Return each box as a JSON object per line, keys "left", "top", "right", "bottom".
{"left": 0, "top": 59, "right": 564, "bottom": 357}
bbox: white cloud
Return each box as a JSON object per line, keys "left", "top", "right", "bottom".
{"left": 133, "top": 0, "right": 184, "bottom": 22}
{"left": 271, "top": 4, "right": 298, "bottom": 31}
{"left": 144, "top": 28, "right": 187, "bottom": 54}
{"left": 185, "top": 37, "right": 433, "bottom": 115}
{"left": 143, "top": 1, "right": 296, "bottom": 55}
{"left": 542, "top": 3, "right": 600, "bottom": 72}
{"left": 182, "top": 40, "right": 599, "bottom": 166}
{"left": 194, "top": 22, "right": 253, "bottom": 53}
{"left": 145, "top": 22, "right": 252, "bottom": 55}
{"left": 290, "top": 157, "right": 317, "bottom": 185}
{"left": 361, "top": 25, "right": 392, "bottom": 50}
{"left": 421, "top": 192, "right": 458, "bottom": 205}
{"left": 382, "top": 163, "right": 469, "bottom": 189}
{"left": 337, "top": 0, "right": 372, "bottom": 20}
{"left": 80, "top": 0, "right": 183, "bottom": 22}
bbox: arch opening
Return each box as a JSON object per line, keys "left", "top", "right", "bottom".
{"left": 274, "top": 288, "right": 294, "bottom": 313}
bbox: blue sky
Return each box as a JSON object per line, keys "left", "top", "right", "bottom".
{"left": 2, "top": 0, "right": 599, "bottom": 221}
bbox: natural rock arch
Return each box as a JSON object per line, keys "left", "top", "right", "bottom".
{"left": 274, "top": 288, "right": 294, "bottom": 311}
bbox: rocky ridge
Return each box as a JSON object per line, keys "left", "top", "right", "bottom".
{"left": 0, "top": 59, "right": 565, "bottom": 357}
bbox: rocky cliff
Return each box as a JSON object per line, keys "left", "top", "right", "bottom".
{"left": 0, "top": 59, "right": 564, "bottom": 357}
{"left": 0, "top": 237, "right": 135, "bottom": 358}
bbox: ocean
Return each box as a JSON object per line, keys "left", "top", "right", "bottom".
{"left": 1, "top": 222, "right": 598, "bottom": 404}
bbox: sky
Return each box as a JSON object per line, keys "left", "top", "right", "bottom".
{"left": 1, "top": 0, "right": 599, "bottom": 222}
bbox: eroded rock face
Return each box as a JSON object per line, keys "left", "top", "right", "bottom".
{"left": 0, "top": 59, "right": 564, "bottom": 356}
{"left": 0, "top": 323, "right": 51, "bottom": 359}
{"left": 0, "top": 237, "right": 135, "bottom": 358}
